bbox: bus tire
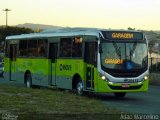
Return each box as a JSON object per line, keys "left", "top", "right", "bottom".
{"left": 114, "top": 92, "right": 126, "bottom": 98}
{"left": 26, "top": 74, "right": 32, "bottom": 88}
{"left": 76, "top": 81, "right": 84, "bottom": 96}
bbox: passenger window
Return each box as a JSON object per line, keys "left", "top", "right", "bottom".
{"left": 72, "top": 37, "right": 83, "bottom": 57}
{"left": 28, "top": 40, "right": 37, "bottom": 57}
{"left": 19, "top": 40, "right": 28, "bottom": 57}
{"left": 60, "top": 38, "right": 72, "bottom": 57}
{"left": 37, "top": 40, "right": 48, "bottom": 57}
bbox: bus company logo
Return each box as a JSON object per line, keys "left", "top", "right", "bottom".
{"left": 60, "top": 64, "right": 71, "bottom": 71}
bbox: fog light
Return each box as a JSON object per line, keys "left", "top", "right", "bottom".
{"left": 101, "top": 76, "right": 106, "bottom": 80}
{"left": 144, "top": 76, "right": 148, "bottom": 80}
{"left": 138, "top": 82, "right": 142, "bottom": 84}
{"left": 108, "top": 81, "right": 113, "bottom": 84}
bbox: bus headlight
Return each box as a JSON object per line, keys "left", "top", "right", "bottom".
{"left": 101, "top": 76, "right": 106, "bottom": 80}
{"left": 108, "top": 81, "right": 113, "bottom": 84}
{"left": 99, "top": 72, "right": 106, "bottom": 80}
{"left": 144, "top": 76, "right": 148, "bottom": 80}
{"left": 138, "top": 82, "right": 142, "bottom": 85}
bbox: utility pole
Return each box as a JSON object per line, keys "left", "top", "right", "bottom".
{"left": 3, "top": 8, "right": 11, "bottom": 27}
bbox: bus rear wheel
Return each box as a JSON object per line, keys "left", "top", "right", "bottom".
{"left": 114, "top": 92, "right": 126, "bottom": 98}
{"left": 76, "top": 81, "right": 84, "bottom": 96}
{"left": 26, "top": 74, "right": 32, "bottom": 88}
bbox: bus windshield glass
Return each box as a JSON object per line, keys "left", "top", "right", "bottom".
{"left": 100, "top": 42, "right": 148, "bottom": 76}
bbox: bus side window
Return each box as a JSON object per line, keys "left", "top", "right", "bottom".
{"left": 60, "top": 38, "right": 72, "bottom": 57}
{"left": 37, "top": 40, "right": 48, "bottom": 57}
{"left": 72, "top": 37, "right": 83, "bottom": 57}
{"left": 19, "top": 40, "right": 28, "bottom": 57}
{"left": 84, "top": 42, "right": 97, "bottom": 66}
{"left": 28, "top": 40, "right": 37, "bottom": 57}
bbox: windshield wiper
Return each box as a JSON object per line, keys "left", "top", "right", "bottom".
{"left": 112, "top": 42, "right": 121, "bottom": 59}
{"left": 130, "top": 42, "right": 137, "bottom": 57}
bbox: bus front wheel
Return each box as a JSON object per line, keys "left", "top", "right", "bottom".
{"left": 26, "top": 74, "right": 32, "bottom": 88}
{"left": 76, "top": 81, "right": 84, "bottom": 96}
{"left": 114, "top": 92, "right": 126, "bottom": 98}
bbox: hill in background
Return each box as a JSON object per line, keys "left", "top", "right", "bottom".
{"left": 16, "top": 23, "right": 63, "bottom": 30}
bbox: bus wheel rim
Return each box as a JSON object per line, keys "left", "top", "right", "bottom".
{"left": 26, "top": 80, "right": 30, "bottom": 88}
{"left": 77, "top": 82, "right": 83, "bottom": 95}
{"left": 26, "top": 75, "right": 31, "bottom": 88}
{"left": 27, "top": 80, "right": 30, "bottom": 88}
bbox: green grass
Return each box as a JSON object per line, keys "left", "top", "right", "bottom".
{"left": 0, "top": 84, "right": 122, "bottom": 120}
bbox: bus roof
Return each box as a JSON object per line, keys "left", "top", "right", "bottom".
{"left": 6, "top": 28, "right": 143, "bottom": 40}
{"left": 6, "top": 28, "right": 100, "bottom": 40}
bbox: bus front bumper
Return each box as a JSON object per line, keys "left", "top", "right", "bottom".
{"left": 96, "top": 79, "right": 149, "bottom": 93}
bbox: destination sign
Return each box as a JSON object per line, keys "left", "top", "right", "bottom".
{"left": 105, "top": 59, "right": 124, "bottom": 64}
{"left": 101, "top": 31, "right": 143, "bottom": 40}
{"left": 112, "top": 33, "right": 133, "bottom": 39}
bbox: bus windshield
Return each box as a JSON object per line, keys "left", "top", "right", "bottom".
{"left": 100, "top": 42, "right": 148, "bottom": 77}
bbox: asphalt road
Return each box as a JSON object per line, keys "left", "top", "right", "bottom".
{"left": 0, "top": 77, "right": 160, "bottom": 114}
{"left": 96, "top": 85, "right": 160, "bottom": 114}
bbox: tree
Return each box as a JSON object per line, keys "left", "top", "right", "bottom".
{"left": 0, "top": 26, "right": 34, "bottom": 52}
{"left": 128, "top": 27, "right": 135, "bottom": 30}
{"left": 0, "top": 26, "right": 34, "bottom": 43}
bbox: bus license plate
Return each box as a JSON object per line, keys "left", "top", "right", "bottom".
{"left": 122, "top": 84, "right": 130, "bottom": 88}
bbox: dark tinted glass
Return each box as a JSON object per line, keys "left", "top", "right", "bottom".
{"left": 19, "top": 40, "right": 28, "bottom": 56}
{"left": 60, "top": 38, "right": 72, "bottom": 57}
{"left": 72, "top": 37, "right": 83, "bottom": 57}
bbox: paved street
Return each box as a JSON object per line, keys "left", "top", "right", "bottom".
{"left": 97, "top": 85, "right": 160, "bottom": 114}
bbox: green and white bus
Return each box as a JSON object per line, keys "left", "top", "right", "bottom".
{"left": 4, "top": 28, "right": 149, "bottom": 97}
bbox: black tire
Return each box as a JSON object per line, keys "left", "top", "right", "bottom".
{"left": 114, "top": 92, "right": 126, "bottom": 98}
{"left": 76, "top": 81, "right": 84, "bottom": 96}
{"left": 26, "top": 74, "right": 32, "bottom": 88}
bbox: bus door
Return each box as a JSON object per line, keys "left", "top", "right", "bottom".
{"left": 84, "top": 42, "right": 97, "bottom": 90}
{"left": 49, "top": 43, "right": 58, "bottom": 86}
{"left": 9, "top": 44, "right": 17, "bottom": 81}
